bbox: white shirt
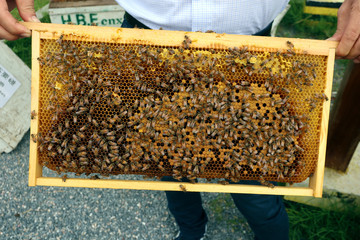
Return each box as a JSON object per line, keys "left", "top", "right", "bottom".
{"left": 116, "top": 0, "right": 289, "bottom": 35}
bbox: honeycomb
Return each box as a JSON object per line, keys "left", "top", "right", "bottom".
{"left": 34, "top": 32, "right": 329, "bottom": 184}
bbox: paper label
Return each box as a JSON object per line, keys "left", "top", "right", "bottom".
{"left": 0, "top": 64, "right": 21, "bottom": 108}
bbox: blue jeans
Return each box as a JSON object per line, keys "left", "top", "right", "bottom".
{"left": 121, "top": 14, "right": 288, "bottom": 240}
{"left": 162, "top": 177, "right": 289, "bottom": 240}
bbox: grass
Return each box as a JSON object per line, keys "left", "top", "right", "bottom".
{"left": 208, "top": 194, "right": 360, "bottom": 240}
{"left": 284, "top": 200, "right": 360, "bottom": 240}
{"left": 277, "top": 0, "right": 338, "bottom": 39}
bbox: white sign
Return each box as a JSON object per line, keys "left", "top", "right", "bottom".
{"left": 49, "top": 5, "right": 125, "bottom": 27}
{"left": 0, "top": 64, "right": 21, "bottom": 108}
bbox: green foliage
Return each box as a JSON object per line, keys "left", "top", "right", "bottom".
{"left": 277, "top": 0, "right": 338, "bottom": 39}
{"left": 4, "top": 37, "right": 32, "bottom": 67}
{"left": 10, "top": 0, "right": 50, "bottom": 21}
{"left": 285, "top": 200, "right": 360, "bottom": 240}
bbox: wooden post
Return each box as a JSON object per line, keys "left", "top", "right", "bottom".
{"left": 326, "top": 62, "right": 360, "bottom": 172}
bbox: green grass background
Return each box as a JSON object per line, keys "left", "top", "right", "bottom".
{"left": 5, "top": 0, "right": 359, "bottom": 239}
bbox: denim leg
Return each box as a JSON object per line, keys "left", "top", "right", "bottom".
{"left": 230, "top": 180, "right": 289, "bottom": 240}
{"left": 161, "top": 176, "right": 208, "bottom": 239}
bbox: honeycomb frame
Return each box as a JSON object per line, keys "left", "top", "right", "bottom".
{"left": 25, "top": 22, "right": 337, "bottom": 197}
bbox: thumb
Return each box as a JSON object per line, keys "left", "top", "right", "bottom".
{"left": 327, "top": 35, "right": 341, "bottom": 41}
{"left": 327, "top": 0, "right": 351, "bottom": 41}
{"left": 15, "top": 0, "right": 40, "bottom": 22}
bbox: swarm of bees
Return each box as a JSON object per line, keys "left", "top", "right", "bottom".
{"left": 33, "top": 33, "right": 329, "bottom": 186}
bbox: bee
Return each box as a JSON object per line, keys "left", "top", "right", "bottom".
{"left": 77, "top": 151, "right": 87, "bottom": 157}
{"left": 107, "top": 135, "right": 116, "bottom": 141}
{"left": 158, "top": 164, "right": 165, "bottom": 172}
{"left": 87, "top": 173, "right": 99, "bottom": 180}
{"left": 77, "top": 131, "right": 86, "bottom": 139}
{"left": 92, "top": 119, "right": 99, "bottom": 127}
{"left": 322, "top": 93, "right": 329, "bottom": 101}
{"left": 101, "top": 142, "right": 108, "bottom": 152}
{"left": 259, "top": 176, "right": 275, "bottom": 188}
{"left": 62, "top": 174, "right": 68, "bottom": 182}
{"left": 71, "top": 134, "right": 79, "bottom": 143}
{"left": 141, "top": 164, "right": 150, "bottom": 171}
{"left": 71, "top": 113, "right": 77, "bottom": 123}
{"left": 295, "top": 144, "right": 304, "bottom": 152}
{"left": 69, "top": 160, "right": 77, "bottom": 168}
{"left": 286, "top": 40, "right": 294, "bottom": 49}
{"left": 218, "top": 180, "right": 229, "bottom": 185}
{"left": 31, "top": 110, "right": 37, "bottom": 120}
{"left": 31, "top": 134, "right": 37, "bottom": 143}
{"left": 56, "top": 34, "right": 64, "bottom": 44}
{"left": 179, "top": 184, "right": 187, "bottom": 192}
{"left": 115, "top": 162, "right": 125, "bottom": 170}
{"left": 309, "top": 102, "right": 316, "bottom": 112}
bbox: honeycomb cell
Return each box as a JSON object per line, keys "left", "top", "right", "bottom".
{"left": 35, "top": 36, "right": 329, "bottom": 184}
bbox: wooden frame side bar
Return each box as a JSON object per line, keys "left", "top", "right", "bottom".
{"left": 29, "top": 30, "right": 42, "bottom": 186}
{"left": 309, "top": 48, "right": 336, "bottom": 197}
{"left": 36, "top": 177, "right": 314, "bottom": 196}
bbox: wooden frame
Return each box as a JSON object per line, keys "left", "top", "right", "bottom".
{"left": 24, "top": 22, "right": 337, "bottom": 197}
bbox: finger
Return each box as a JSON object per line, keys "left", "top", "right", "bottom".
{"left": 345, "top": 33, "right": 360, "bottom": 59}
{"left": 0, "top": 25, "right": 21, "bottom": 40}
{"left": 15, "top": 0, "right": 40, "bottom": 22}
{"left": 328, "top": 0, "right": 351, "bottom": 41}
{"left": 354, "top": 56, "right": 360, "bottom": 63}
{"left": 0, "top": 1, "right": 31, "bottom": 38}
{"left": 336, "top": 1, "right": 360, "bottom": 57}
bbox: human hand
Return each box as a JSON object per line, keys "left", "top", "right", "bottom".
{"left": 0, "top": 0, "right": 40, "bottom": 40}
{"left": 328, "top": 0, "right": 360, "bottom": 63}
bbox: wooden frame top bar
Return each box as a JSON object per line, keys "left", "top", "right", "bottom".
{"left": 21, "top": 22, "right": 338, "bottom": 56}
